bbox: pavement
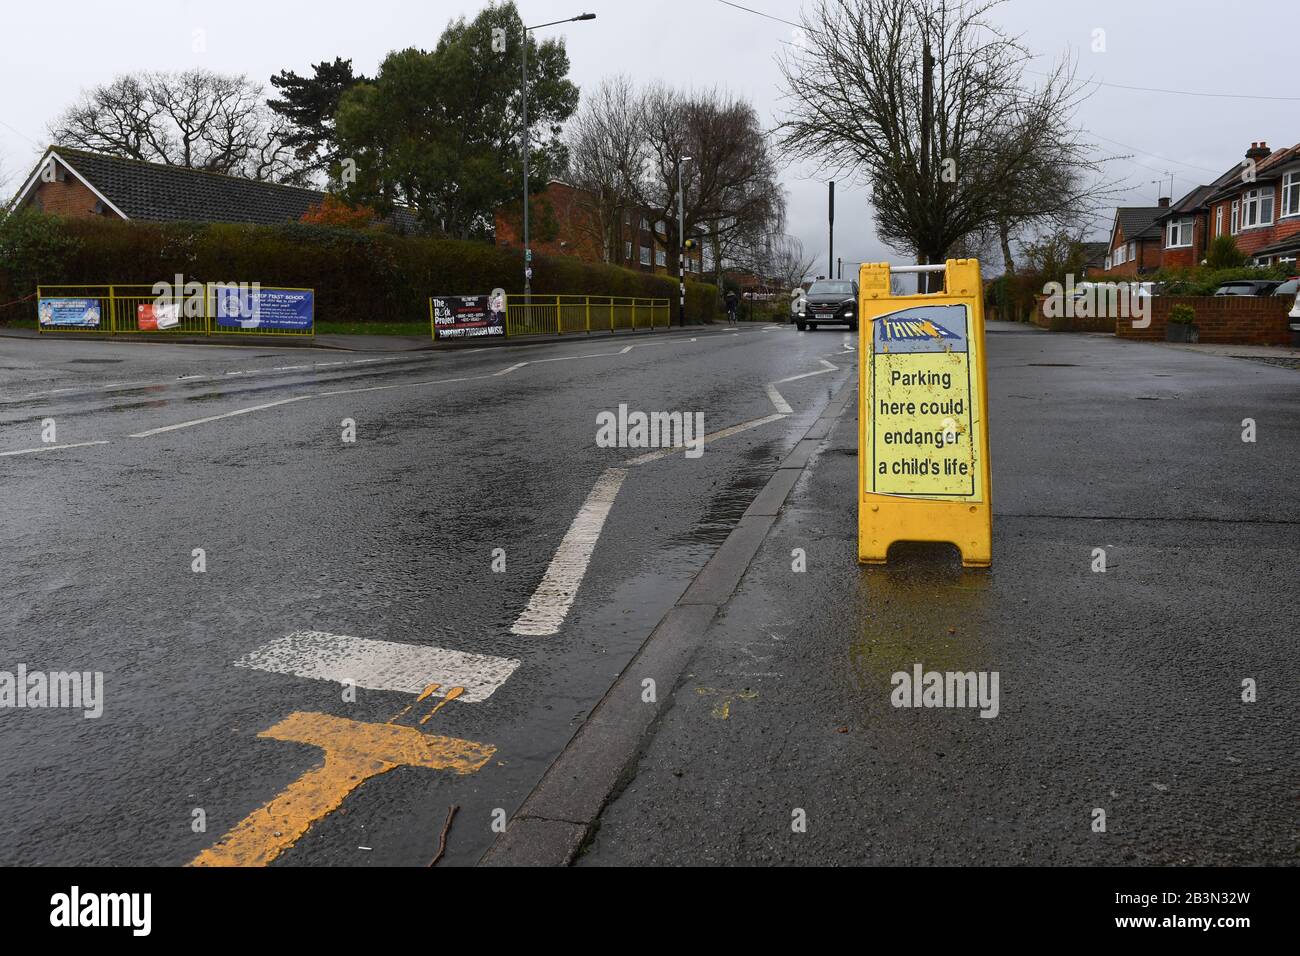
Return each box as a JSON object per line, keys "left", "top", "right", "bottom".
{"left": 0, "top": 320, "right": 1294, "bottom": 866}
{"left": 575, "top": 325, "right": 1299, "bottom": 865}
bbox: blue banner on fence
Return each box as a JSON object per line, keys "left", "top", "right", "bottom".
{"left": 215, "top": 286, "right": 314, "bottom": 331}
{"left": 38, "top": 298, "right": 101, "bottom": 328}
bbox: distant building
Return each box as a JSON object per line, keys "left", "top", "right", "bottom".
{"left": 494, "top": 180, "right": 703, "bottom": 277}
{"left": 10, "top": 146, "right": 420, "bottom": 231}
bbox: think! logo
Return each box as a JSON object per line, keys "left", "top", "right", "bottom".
{"left": 877, "top": 317, "right": 961, "bottom": 341}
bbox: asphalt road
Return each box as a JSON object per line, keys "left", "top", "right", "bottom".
{"left": 579, "top": 328, "right": 1300, "bottom": 865}
{"left": 0, "top": 323, "right": 853, "bottom": 866}
{"left": 2, "top": 323, "right": 1294, "bottom": 867}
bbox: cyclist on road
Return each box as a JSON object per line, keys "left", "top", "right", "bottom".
{"left": 724, "top": 289, "right": 739, "bottom": 325}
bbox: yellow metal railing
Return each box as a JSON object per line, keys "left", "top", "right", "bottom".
{"left": 505, "top": 295, "right": 669, "bottom": 337}
{"left": 35, "top": 284, "right": 314, "bottom": 336}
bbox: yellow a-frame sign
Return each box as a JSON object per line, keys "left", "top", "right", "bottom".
{"left": 858, "top": 259, "right": 992, "bottom": 567}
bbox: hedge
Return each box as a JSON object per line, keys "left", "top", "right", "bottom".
{"left": 0, "top": 213, "right": 722, "bottom": 326}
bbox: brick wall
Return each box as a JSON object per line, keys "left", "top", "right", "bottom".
{"left": 1115, "top": 295, "right": 1292, "bottom": 345}
{"left": 25, "top": 177, "right": 117, "bottom": 219}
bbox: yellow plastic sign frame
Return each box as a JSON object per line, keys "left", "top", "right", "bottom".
{"left": 857, "top": 259, "right": 992, "bottom": 568}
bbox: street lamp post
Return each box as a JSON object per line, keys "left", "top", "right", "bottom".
{"left": 677, "top": 154, "right": 692, "bottom": 327}
{"left": 521, "top": 13, "right": 595, "bottom": 302}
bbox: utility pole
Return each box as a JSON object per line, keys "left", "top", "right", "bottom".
{"left": 677, "top": 155, "right": 692, "bottom": 327}
{"left": 828, "top": 181, "right": 835, "bottom": 281}
{"left": 919, "top": 25, "right": 934, "bottom": 292}
{"left": 521, "top": 13, "right": 596, "bottom": 302}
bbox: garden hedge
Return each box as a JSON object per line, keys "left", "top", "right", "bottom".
{"left": 0, "top": 214, "right": 722, "bottom": 325}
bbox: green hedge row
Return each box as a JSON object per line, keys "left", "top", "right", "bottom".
{"left": 0, "top": 213, "right": 722, "bottom": 326}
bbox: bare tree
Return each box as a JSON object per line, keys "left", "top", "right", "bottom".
{"left": 637, "top": 84, "right": 785, "bottom": 277}
{"left": 778, "top": 0, "right": 1113, "bottom": 286}
{"left": 566, "top": 76, "right": 646, "bottom": 262}
{"left": 51, "top": 70, "right": 309, "bottom": 184}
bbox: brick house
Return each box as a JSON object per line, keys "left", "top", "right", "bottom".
{"left": 1201, "top": 141, "right": 1300, "bottom": 271}
{"left": 1103, "top": 203, "right": 1167, "bottom": 274}
{"left": 10, "top": 145, "right": 420, "bottom": 230}
{"left": 494, "top": 179, "right": 703, "bottom": 278}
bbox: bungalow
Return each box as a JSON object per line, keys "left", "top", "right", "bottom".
{"left": 9, "top": 145, "right": 420, "bottom": 231}
{"left": 1202, "top": 141, "right": 1300, "bottom": 272}
{"left": 1103, "top": 203, "right": 1167, "bottom": 274}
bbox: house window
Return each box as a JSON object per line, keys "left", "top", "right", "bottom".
{"left": 1166, "top": 217, "right": 1193, "bottom": 248}
{"left": 1113, "top": 244, "right": 1126, "bottom": 266}
{"left": 1278, "top": 255, "right": 1297, "bottom": 271}
{"left": 1104, "top": 255, "right": 1112, "bottom": 270}
{"left": 640, "top": 245, "right": 651, "bottom": 266}
{"left": 1127, "top": 241, "right": 1135, "bottom": 262}
{"left": 640, "top": 216, "right": 649, "bottom": 231}
{"left": 1241, "top": 187, "right": 1274, "bottom": 229}
{"left": 1231, "top": 200, "right": 1240, "bottom": 234}
{"left": 624, "top": 240, "right": 632, "bottom": 260}
{"left": 655, "top": 249, "right": 666, "bottom": 267}
{"left": 1214, "top": 205, "right": 1223, "bottom": 236}
{"left": 1283, "top": 171, "right": 1300, "bottom": 218}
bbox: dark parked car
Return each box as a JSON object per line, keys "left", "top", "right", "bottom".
{"left": 1213, "top": 279, "right": 1282, "bottom": 296}
{"left": 797, "top": 280, "right": 858, "bottom": 331}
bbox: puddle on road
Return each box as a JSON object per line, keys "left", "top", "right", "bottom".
{"left": 668, "top": 440, "right": 783, "bottom": 550}
{"left": 847, "top": 544, "right": 993, "bottom": 694}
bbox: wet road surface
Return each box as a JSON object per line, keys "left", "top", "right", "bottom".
{"left": 0, "top": 324, "right": 853, "bottom": 866}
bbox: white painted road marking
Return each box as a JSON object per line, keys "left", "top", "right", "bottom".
{"left": 765, "top": 383, "right": 793, "bottom": 414}
{"left": 494, "top": 362, "right": 529, "bottom": 376}
{"left": 0, "top": 440, "right": 111, "bottom": 457}
{"left": 511, "top": 467, "right": 627, "bottom": 637}
{"left": 623, "top": 413, "right": 787, "bottom": 466}
{"left": 128, "top": 396, "right": 311, "bottom": 437}
{"left": 774, "top": 364, "right": 837, "bottom": 384}
{"left": 234, "top": 631, "right": 520, "bottom": 703}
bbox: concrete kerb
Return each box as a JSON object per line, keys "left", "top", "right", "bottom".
{"left": 478, "top": 371, "right": 858, "bottom": 867}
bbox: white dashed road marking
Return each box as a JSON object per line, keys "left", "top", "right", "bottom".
{"left": 128, "top": 396, "right": 311, "bottom": 438}
{"left": 511, "top": 467, "right": 628, "bottom": 637}
{"left": 0, "top": 440, "right": 111, "bottom": 457}
{"left": 622, "top": 413, "right": 787, "bottom": 466}
{"left": 234, "top": 631, "right": 520, "bottom": 703}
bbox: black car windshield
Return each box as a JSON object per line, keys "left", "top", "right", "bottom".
{"left": 808, "top": 281, "right": 853, "bottom": 295}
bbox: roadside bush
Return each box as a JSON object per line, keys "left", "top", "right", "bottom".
{"left": 1168, "top": 303, "right": 1196, "bottom": 325}
{"left": 1204, "top": 234, "right": 1246, "bottom": 270}
{"left": 0, "top": 209, "right": 82, "bottom": 321}
{"left": 0, "top": 214, "right": 721, "bottom": 326}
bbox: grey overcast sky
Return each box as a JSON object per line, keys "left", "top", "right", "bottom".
{"left": 1, "top": 0, "right": 1294, "bottom": 271}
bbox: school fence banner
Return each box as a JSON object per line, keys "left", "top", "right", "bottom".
{"left": 38, "top": 297, "right": 101, "bottom": 328}
{"left": 214, "top": 287, "right": 314, "bottom": 332}
{"left": 430, "top": 295, "right": 506, "bottom": 340}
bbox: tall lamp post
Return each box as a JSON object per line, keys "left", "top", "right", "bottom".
{"left": 521, "top": 12, "right": 595, "bottom": 302}
{"left": 677, "top": 154, "right": 692, "bottom": 327}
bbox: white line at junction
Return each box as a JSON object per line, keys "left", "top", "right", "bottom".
{"left": 234, "top": 630, "right": 520, "bottom": 703}
{"left": 765, "top": 383, "right": 793, "bottom": 414}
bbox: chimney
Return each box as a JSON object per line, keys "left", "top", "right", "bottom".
{"left": 1246, "top": 141, "right": 1271, "bottom": 162}
{"left": 1158, "top": 196, "right": 1171, "bottom": 208}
